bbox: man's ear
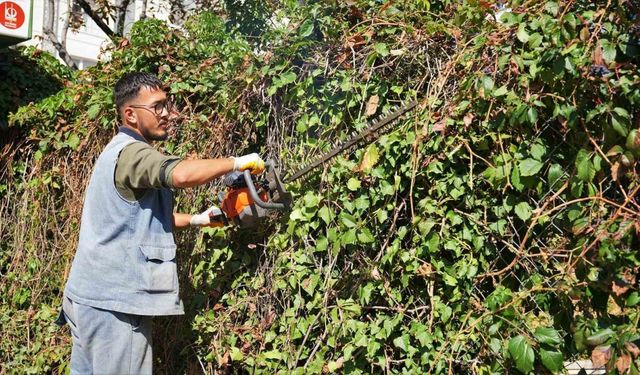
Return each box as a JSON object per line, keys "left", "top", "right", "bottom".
{"left": 123, "top": 107, "right": 137, "bottom": 125}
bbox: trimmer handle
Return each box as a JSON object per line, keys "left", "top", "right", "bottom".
{"left": 242, "top": 161, "right": 287, "bottom": 210}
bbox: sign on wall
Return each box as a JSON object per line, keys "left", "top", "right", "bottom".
{"left": 0, "top": 0, "right": 32, "bottom": 46}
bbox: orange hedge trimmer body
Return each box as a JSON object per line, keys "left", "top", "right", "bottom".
{"left": 209, "top": 161, "right": 292, "bottom": 228}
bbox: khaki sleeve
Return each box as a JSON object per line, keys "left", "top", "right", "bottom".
{"left": 115, "top": 142, "right": 181, "bottom": 200}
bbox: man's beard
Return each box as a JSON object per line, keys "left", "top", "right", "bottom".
{"left": 142, "top": 126, "right": 168, "bottom": 141}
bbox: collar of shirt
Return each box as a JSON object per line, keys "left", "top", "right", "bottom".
{"left": 118, "top": 126, "right": 148, "bottom": 144}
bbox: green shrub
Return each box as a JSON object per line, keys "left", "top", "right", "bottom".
{"left": 2, "top": 1, "right": 640, "bottom": 373}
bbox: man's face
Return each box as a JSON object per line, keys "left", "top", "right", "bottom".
{"left": 125, "top": 86, "right": 172, "bottom": 142}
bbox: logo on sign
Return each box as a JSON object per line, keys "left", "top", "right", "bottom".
{"left": 0, "top": 1, "right": 25, "bottom": 30}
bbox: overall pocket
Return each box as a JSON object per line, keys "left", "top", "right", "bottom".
{"left": 139, "top": 244, "right": 177, "bottom": 293}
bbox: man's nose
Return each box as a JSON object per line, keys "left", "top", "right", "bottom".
{"left": 159, "top": 105, "right": 170, "bottom": 119}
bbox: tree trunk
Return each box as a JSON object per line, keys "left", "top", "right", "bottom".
{"left": 43, "top": 0, "right": 78, "bottom": 69}
{"left": 115, "top": 0, "right": 131, "bottom": 36}
{"left": 41, "top": 0, "right": 56, "bottom": 54}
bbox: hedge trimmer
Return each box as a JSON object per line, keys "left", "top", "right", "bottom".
{"left": 211, "top": 100, "right": 418, "bottom": 228}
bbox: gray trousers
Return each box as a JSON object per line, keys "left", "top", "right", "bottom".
{"left": 62, "top": 296, "right": 153, "bottom": 375}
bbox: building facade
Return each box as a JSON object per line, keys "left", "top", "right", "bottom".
{"left": 20, "top": 0, "right": 172, "bottom": 69}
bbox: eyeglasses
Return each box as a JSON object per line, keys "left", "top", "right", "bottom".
{"left": 129, "top": 99, "right": 175, "bottom": 117}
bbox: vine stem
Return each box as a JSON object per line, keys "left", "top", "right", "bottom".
{"left": 480, "top": 183, "right": 640, "bottom": 279}
{"left": 479, "top": 179, "right": 569, "bottom": 279}
{"left": 581, "top": 0, "right": 613, "bottom": 61}
{"left": 567, "top": 183, "right": 640, "bottom": 272}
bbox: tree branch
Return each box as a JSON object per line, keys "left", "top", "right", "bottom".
{"left": 76, "top": 0, "right": 117, "bottom": 40}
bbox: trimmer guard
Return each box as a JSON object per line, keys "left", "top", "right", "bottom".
{"left": 219, "top": 160, "right": 292, "bottom": 228}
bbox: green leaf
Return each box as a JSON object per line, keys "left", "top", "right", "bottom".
{"left": 279, "top": 71, "right": 297, "bottom": 86}
{"left": 482, "top": 76, "right": 494, "bottom": 91}
{"left": 355, "top": 197, "right": 370, "bottom": 211}
{"left": 586, "top": 328, "right": 615, "bottom": 346}
{"left": 508, "top": 335, "right": 535, "bottom": 374}
{"left": 359, "top": 282, "right": 375, "bottom": 304}
{"left": 340, "top": 213, "right": 358, "bottom": 228}
{"left": 376, "top": 209, "right": 388, "bottom": 224}
{"left": 315, "top": 236, "right": 328, "bottom": 252}
{"left": 613, "top": 107, "right": 630, "bottom": 118}
{"left": 296, "top": 114, "right": 309, "bottom": 132}
{"left": 545, "top": 2, "right": 559, "bottom": 16}
{"left": 262, "top": 349, "right": 282, "bottom": 360}
{"left": 393, "top": 335, "right": 408, "bottom": 352}
{"left": 493, "top": 85, "right": 509, "bottom": 97}
{"left": 303, "top": 192, "right": 320, "bottom": 207}
{"left": 547, "top": 163, "right": 564, "bottom": 188}
{"left": 380, "top": 180, "right": 395, "bottom": 195}
{"left": 601, "top": 40, "right": 617, "bottom": 63}
{"left": 87, "top": 104, "right": 101, "bottom": 120}
{"left": 374, "top": 43, "right": 389, "bottom": 57}
{"left": 593, "top": 154, "right": 602, "bottom": 171}
{"left": 561, "top": 43, "right": 579, "bottom": 56}
{"left": 575, "top": 149, "right": 595, "bottom": 182}
{"left": 534, "top": 327, "right": 563, "bottom": 346}
{"left": 511, "top": 163, "right": 525, "bottom": 191}
{"left": 611, "top": 110, "right": 630, "bottom": 137}
{"left": 341, "top": 229, "right": 357, "bottom": 244}
{"left": 490, "top": 338, "right": 502, "bottom": 353}
{"left": 318, "top": 206, "right": 333, "bottom": 225}
{"left": 290, "top": 209, "right": 305, "bottom": 221}
{"left": 347, "top": 178, "right": 361, "bottom": 191}
{"left": 527, "top": 107, "right": 538, "bottom": 124}
{"left": 540, "top": 349, "right": 563, "bottom": 372}
{"left": 417, "top": 219, "right": 436, "bottom": 235}
{"left": 530, "top": 143, "right": 546, "bottom": 160}
{"left": 357, "top": 227, "right": 375, "bottom": 243}
{"left": 358, "top": 144, "right": 379, "bottom": 171}
{"left": 519, "top": 158, "right": 544, "bottom": 177}
{"left": 230, "top": 346, "right": 244, "bottom": 361}
{"left": 528, "top": 62, "right": 539, "bottom": 78}
{"left": 586, "top": 104, "right": 608, "bottom": 123}
{"left": 514, "top": 202, "right": 532, "bottom": 221}
{"left": 66, "top": 133, "right": 80, "bottom": 150}
{"left": 574, "top": 330, "right": 588, "bottom": 351}
{"left": 338, "top": 299, "right": 361, "bottom": 314}
{"left": 517, "top": 25, "right": 530, "bottom": 43}
{"left": 528, "top": 33, "right": 543, "bottom": 48}
{"left": 267, "top": 85, "right": 277, "bottom": 96}
{"left": 299, "top": 19, "right": 314, "bottom": 38}
{"left": 626, "top": 292, "right": 640, "bottom": 306}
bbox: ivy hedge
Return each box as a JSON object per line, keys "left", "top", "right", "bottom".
{"left": 2, "top": 1, "right": 640, "bottom": 373}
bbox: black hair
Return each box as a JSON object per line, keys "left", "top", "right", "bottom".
{"left": 113, "top": 72, "right": 164, "bottom": 116}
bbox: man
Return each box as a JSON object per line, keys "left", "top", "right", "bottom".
{"left": 60, "top": 72, "right": 264, "bottom": 374}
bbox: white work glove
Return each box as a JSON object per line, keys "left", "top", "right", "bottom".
{"left": 232, "top": 153, "right": 265, "bottom": 175}
{"left": 190, "top": 206, "right": 226, "bottom": 227}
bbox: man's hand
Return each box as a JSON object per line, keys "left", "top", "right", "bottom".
{"left": 189, "top": 206, "right": 227, "bottom": 227}
{"left": 233, "top": 153, "right": 265, "bottom": 175}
